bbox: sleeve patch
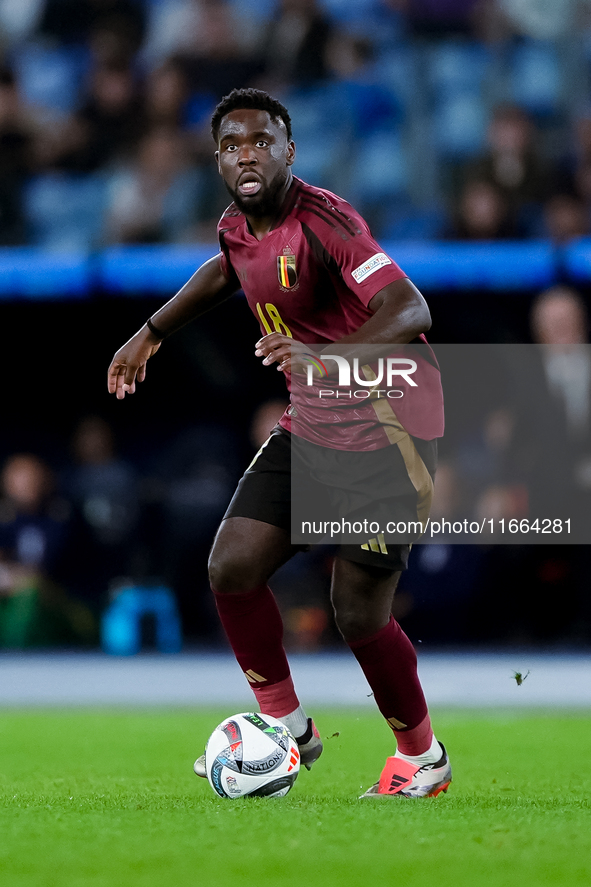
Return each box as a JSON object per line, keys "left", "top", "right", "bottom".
{"left": 351, "top": 252, "right": 392, "bottom": 283}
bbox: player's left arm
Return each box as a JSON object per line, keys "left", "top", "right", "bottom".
{"left": 255, "top": 277, "right": 430, "bottom": 372}
{"left": 337, "top": 277, "right": 431, "bottom": 346}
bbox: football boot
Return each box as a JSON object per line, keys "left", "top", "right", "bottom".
{"left": 360, "top": 743, "right": 451, "bottom": 799}
{"left": 294, "top": 717, "right": 323, "bottom": 771}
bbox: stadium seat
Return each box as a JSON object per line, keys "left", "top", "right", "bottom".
{"left": 419, "top": 39, "right": 491, "bottom": 163}
{"left": 424, "top": 39, "right": 491, "bottom": 96}
{"left": 283, "top": 86, "right": 351, "bottom": 190}
{"left": 141, "top": 0, "right": 195, "bottom": 67}
{"left": 508, "top": 40, "right": 562, "bottom": 117}
{"left": 284, "top": 85, "right": 351, "bottom": 139}
{"left": 11, "top": 41, "right": 89, "bottom": 114}
{"left": 432, "top": 90, "right": 488, "bottom": 159}
{"left": 316, "top": 0, "right": 405, "bottom": 43}
{"left": 317, "top": 0, "right": 381, "bottom": 23}
{"left": 328, "top": 78, "right": 404, "bottom": 136}
{"left": 345, "top": 125, "right": 409, "bottom": 213}
{"left": 227, "top": 0, "right": 277, "bottom": 23}
{"left": 24, "top": 172, "right": 109, "bottom": 252}
{"left": 374, "top": 44, "right": 422, "bottom": 116}
{"left": 101, "top": 585, "right": 183, "bottom": 656}
{"left": 380, "top": 204, "right": 445, "bottom": 241}
{"left": 0, "top": 0, "right": 42, "bottom": 44}
{"left": 292, "top": 132, "right": 345, "bottom": 190}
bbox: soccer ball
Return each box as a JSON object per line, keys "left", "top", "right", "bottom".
{"left": 205, "top": 712, "right": 300, "bottom": 799}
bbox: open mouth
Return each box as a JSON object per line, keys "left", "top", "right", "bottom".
{"left": 238, "top": 177, "right": 262, "bottom": 196}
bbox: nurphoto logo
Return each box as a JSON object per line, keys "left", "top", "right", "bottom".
{"left": 302, "top": 354, "right": 418, "bottom": 387}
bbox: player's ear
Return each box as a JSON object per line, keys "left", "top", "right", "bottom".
{"left": 286, "top": 140, "right": 295, "bottom": 167}
{"left": 215, "top": 150, "right": 221, "bottom": 173}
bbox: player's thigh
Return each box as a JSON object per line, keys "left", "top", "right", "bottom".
{"left": 208, "top": 516, "right": 295, "bottom": 594}
{"left": 330, "top": 555, "right": 401, "bottom": 642}
{"left": 210, "top": 427, "right": 297, "bottom": 593}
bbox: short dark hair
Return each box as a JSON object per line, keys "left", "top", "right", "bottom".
{"left": 211, "top": 88, "right": 292, "bottom": 143}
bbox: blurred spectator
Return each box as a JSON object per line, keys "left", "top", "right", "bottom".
{"left": 396, "top": 461, "right": 487, "bottom": 643}
{"left": 460, "top": 104, "right": 551, "bottom": 233}
{"left": 144, "top": 56, "right": 191, "bottom": 130}
{"left": 542, "top": 193, "right": 590, "bottom": 244}
{"left": 528, "top": 286, "right": 591, "bottom": 640}
{"left": 460, "top": 290, "right": 591, "bottom": 527}
{"left": 446, "top": 178, "right": 518, "bottom": 240}
{"left": 81, "top": 60, "right": 142, "bottom": 168}
{"left": 0, "top": 0, "right": 589, "bottom": 249}
{"left": 0, "top": 64, "right": 35, "bottom": 244}
{"left": 530, "top": 286, "right": 591, "bottom": 452}
{"left": 38, "top": 0, "right": 146, "bottom": 56}
{"left": 574, "top": 158, "right": 591, "bottom": 207}
{"left": 153, "top": 423, "right": 240, "bottom": 641}
{"left": 474, "top": 481, "right": 527, "bottom": 524}
{"left": 573, "top": 113, "right": 591, "bottom": 163}
{"left": 449, "top": 404, "right": 519, "bottom": 516}
{"left": 159, "top": 0, "right": 262, "bottom": 99}
{"left": 140, "top": 0, "right": 198, "bottom": 68}
{"left": 323, "top": 30, "right": 402, "bottom": 135}
{"left": 34, "top": 59, "right": 144, "bottom": 173}
{"left": 0, "top": 0, "right": 43, "bottom": 45}
{"left": 104, "top": 124, "right": 203, "bottom": 243}
{"left": 551, "top": 111, "right": 591, "bottom": 204}
{"left": 531, "top": 285, "right": 590, "bottom": 347}
{"left": 497, "top": 0, "right": 577, "bottom": 40}
{"left": 0, "top": 453, "right": 95, "bottom": 647}
{"left": 324, "top": 30, "right": 371, "bottom": 82}
{"left": 88, "top": 2, "right": 147, "bottom": 65}
{"left": 62, "top": 415, "right": 141, "bottom": 593}
{"left": 551, "top": 112, "right": 591, "bottom": 236}
{"left": 250, "top": 399, "right": 290, "bottom": 450}
{"left": 256, "top": 0, "right": 333, "bottom": 92}
{"left": 396, "top": 0, "right": 483, "bottom": 37}
{"left": 470, "top": 286, "right": 591, "bottom": 644}
{"left": 508, "top": 287, "right": 591, "bottom": 518}
{"left": 141, "top": 0, "right": 258, "bottom": 74}
{"left": 142, "top": 56, "right": 217, "bottom": 165}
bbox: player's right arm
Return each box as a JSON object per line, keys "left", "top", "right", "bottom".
{"left": 107, "top": 254, "right": 238, "bottom": 399}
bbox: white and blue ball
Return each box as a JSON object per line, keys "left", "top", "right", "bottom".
{"left": 205, "top": 712, "right": 300, "bottom": 799}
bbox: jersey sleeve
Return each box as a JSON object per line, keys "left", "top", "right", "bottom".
{"left": 218, "top": 245, "right": 232, "bottom": 279}
{"left": 217, "top": 228, "right": 240, "bottom": 287}
{"left": 301, "top": 192, "right": 407, "bottom": 307}
{"left": 329, "top": 218, "right": 406, "bottom": 307}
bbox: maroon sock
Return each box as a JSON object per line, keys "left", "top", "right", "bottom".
{"left": 213, "top": 585, "right": 300, "bottom": 716}
{"left": 348, "top": 616, "right": 433, "bottom": 755}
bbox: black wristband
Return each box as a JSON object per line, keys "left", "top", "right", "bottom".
{"left": 146, "top": 317, "right": 167, "bottom": 339}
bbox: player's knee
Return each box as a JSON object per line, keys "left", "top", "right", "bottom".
{"left": 332, "top": 595, "right": 385, "bottom": 644}
{"left": 208, "top": 548, "right": 262, "bottom": 594}
{"left": 332, "top": 602, "right": 369, "bottom": 643}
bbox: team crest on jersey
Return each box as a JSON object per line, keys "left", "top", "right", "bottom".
{"left": 277, "top": 252, "right": 298, "bottom": 291}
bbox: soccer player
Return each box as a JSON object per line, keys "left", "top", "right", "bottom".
{"left": 107, "top": 88, "right": 451, "bottom": 798}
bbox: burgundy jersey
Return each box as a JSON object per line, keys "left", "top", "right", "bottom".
{"left": 217, "top": 177, "right": 444, "bottom": 448}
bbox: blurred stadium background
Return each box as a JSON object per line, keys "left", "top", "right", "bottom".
{"left": 1, "top": 0, "right": 591, "bottom": 667}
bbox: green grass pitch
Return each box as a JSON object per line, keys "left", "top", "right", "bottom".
{"left": 1, "top": 709, "right": 591, "bottom": 887}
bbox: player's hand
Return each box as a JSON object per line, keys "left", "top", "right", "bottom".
{"left": 107, "top": 327, "right": 162, "bottom": 399}
{"left": 254, "top": 334, "right": 309, "bottom": 375}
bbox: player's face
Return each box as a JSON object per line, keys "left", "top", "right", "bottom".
{"left": 216, "top": 109, "right": 295, "bottom": 217}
